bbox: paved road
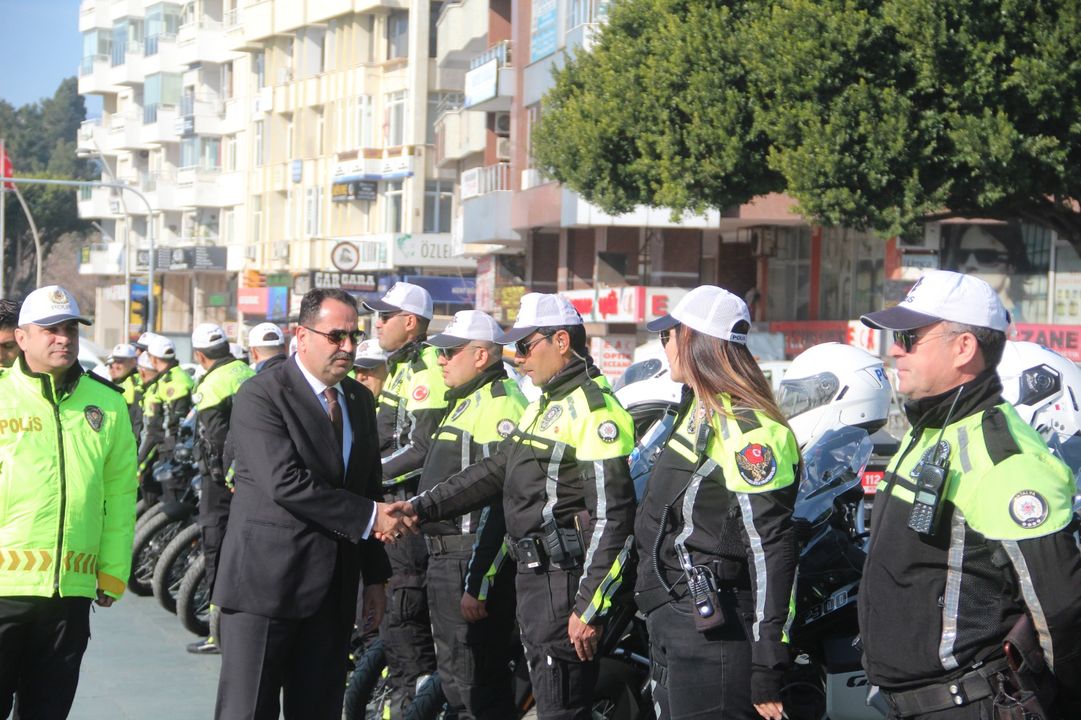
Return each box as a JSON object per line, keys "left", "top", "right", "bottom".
{"left": 69, "top": 593, "right": 220, "bottom": 719}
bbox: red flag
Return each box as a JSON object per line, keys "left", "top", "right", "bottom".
{"left": 0, "top": 149, "right": 12, "bottom": 190}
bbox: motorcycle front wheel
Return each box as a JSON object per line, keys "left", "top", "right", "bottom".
{"left": 151, "top": 523, "right": 201, "bottom": 614}
{"left": 176, "top": 552, "right": 212, "bottom": 636}
{"left": 129, "top": 512, "right": 188, "bottom": 596}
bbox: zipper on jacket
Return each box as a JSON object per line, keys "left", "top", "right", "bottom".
{"left": 44, "top": 379, "right": 68, "bottom": 594}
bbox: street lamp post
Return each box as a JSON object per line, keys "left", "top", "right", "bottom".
{"left": 77, "top": 144, "right": 133, "bottom": 340}
{"left": 0, "top": 175, "right": 156, "bottom": 332}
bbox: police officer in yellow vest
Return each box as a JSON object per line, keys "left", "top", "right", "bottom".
{"left": 187, "top": 323, "right": 256, "bottom": 655}
{"left": 0, "top": 285, "right": 137, "bottom": 719}
{"left": 858, "top": 270, "right": 1081, "bottom": 719}
{"left": 405, "top": 293, "right": 637, "bottom": 720}
{"left": 106, "top": 343, "right": 141, "bottom": 436}
{"left": 364, "top": 281, "right": 448, "bottom": 717}
{"left": 420, "top": 311, "right": 528, "bottom": 719}
{"left": 137, "top": 334, "right": 194, "bottom": 505}
{"left": 0, "top": 297, "right": 20, "bottom": 368}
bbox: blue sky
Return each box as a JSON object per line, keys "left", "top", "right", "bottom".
{"left": 0, "top": 0, "right": 101, "bottom": 113}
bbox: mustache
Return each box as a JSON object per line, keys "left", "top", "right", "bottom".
{"left": 330, "top": 351, "right": 354, "bottom": 362}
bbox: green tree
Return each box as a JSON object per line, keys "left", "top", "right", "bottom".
{"left": 534, "top": 0, "right": 1081, "bottom": 250}
{"left": 1, "top": 77, "right": 94, "bottom": 297}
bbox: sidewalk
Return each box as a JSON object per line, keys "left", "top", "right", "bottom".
{"left": 69, "top": 594, "right": 220, "bottom": 719}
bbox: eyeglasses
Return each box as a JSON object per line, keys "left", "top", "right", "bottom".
{"left": 438, "top": 344, "right": 479, "bottom": 360}
{"left": 659, "top": 325, "right": 681, "bottom": 348}
{"left": 303, "top": 326, "right": 365, "bottom": 347}
{"left": 892, "top": 329, "right": 962, "bottom": 353}
{"left": 377, "top": 310, "right": 402, "bottom": 322}
{"left": 515, "top": 332, "right": 554, "bottom": 357}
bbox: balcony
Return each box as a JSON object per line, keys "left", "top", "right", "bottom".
{"left": 77, "top": 185, "right": 123, "bottom": 221}
{"left": 104, "top": 110, "right": 145, "bottom": 151}
{"left": 308, "top": 0, "right": 352, "bottom": 23}
{"left": 141, "top": 105, "right": 180, "bottom": 145}
{"left": 141, "top": 34, "right": 179, "bottom": 76}
{"left": 459, "top": 164, "right": 521, "bottom": 246}
{"left": 179, "top": 93, "right": 227, "bottom": 136}
{"left": 225, "top": 0, "right": 273, "bottom": 51}
{"left": 108, "top": 42, "right": 145, "bottom": 86}
{"left": 108, "top": 0, "right": 144, "bottom": 22}
{"left": 77, "top": 119, "right": 107, "bottom": 154}
{"left": 436, "top": 0, "right": 489, "bottom": 68}
{"left": 177, "top": 18, "right": 232, "bottom": 66}
{"left": 79, "top": 241, "right": 126, "bottom": 276}
{"left": 78, "top": 54, "right": 112, "bottom": 95}
{"left": 142, "top": 168, "right": 182, "bottom": 213}
{"left": 463, "top": 42, "right": 514, "bottom": 112}
{"left": 435, "top": 103, "right": 486, "bottom": 166}
{"left": 78, "top": 0, "right": 110, "bottom": 32}
{"left": 176, "top": 167, "right": 230, "bottom": 208}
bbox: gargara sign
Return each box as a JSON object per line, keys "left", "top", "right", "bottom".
{"left": 311, "top": 271, "right": 378, "bottom": 292}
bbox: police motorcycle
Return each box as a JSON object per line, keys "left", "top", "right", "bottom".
{"left": 129, "top": 413, "right": 201, "bottom": 597}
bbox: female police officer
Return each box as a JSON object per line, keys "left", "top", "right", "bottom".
{"left": 404, "top": 293, "right": 636, "bottom": 720}
{"left": 634, "top": 286, "right": 800, "bottom": 720}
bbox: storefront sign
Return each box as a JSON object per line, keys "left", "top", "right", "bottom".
{"left": 561, "top": 287, "right": 687, "bottom": 324}
{"left": 398, "top": 275, "right": 476, "bottom": 305}
{"left": 1013, "top": 324, "right": 1081, "bottom": 362}
{"left": 331, "top": 242, "right": 360, "bottom": 271}
{"left": 530, "top": 0, "right": 558, "bottom": 62}
{"left": 590, "top": 335, "right": 636, "bottom": 380}
{"left": 136, "top": 246, "right": 227, "bottom": 272}
{"left": 464, "top": 59, "right": 498, "bottom": 108}
{"left": 769, "top": 321, "right": 848, "bottom": 359}
{"left": 237, "top": 287, "right": 268, "bottom": 314}
{"left": 846, "top": 321, "right": 883, "bottom": 355}
{"left": 311, "top": 271, "right": 378, "bottom": 292}
{"left": 331, "top": 180, "right": 377, "bottom": 203}
{"left": 392, "top": 234, "right": 475, "bottom": 269}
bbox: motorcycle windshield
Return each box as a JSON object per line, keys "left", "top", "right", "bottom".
{"left": 794, "top": 426, "right": 874, "bottom": 526}
{"left": 629, "top": 410, "right": 678, "bottom": 501}
{"left": 613, "top": 358, "right": 664, "bottom": 392}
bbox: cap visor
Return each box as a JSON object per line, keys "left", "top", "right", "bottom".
{"left": 645, "top": 314, "right": 679, "bottom": 333}
{"left": 31, "top": 314, "right": 92, "bottom": 327}
{"left": 353, "top": 358, "right": 386, "bottom": 369}
{"left": 362, "top": 299, "right": 402, "bottom": 313}
{"left": 860, "top": 306, "right": 941, "bottom": 331}
{"left": 498, "top": 325, "right": 539, "bottom": 344}
{"left": 425, "top": 333, "right": 470, "bottom": 349}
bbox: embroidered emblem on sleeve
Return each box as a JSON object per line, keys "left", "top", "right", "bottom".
{"left": 597, "top": 420, "right": 619, "bottom": 443}
{"left": 1009, "top": 490, "right": 1048, "bottom": 529}
{"left": 735, "top": 443, "right": 777, "bottom": 486}
{"left": 412, "top": 385, "right": 429, "bottom": 402}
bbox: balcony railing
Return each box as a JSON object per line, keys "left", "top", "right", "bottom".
{"left": 567, "top": 0, "right": 610, "bottom": 30}
{"left": 144, "top": 33, "right": 176, "bottom": 57}
{"left": 470, "top": 40, "right": 512, "bottom": 70}
{"left": 461, "top": 162, "right": 511, "bottom": 199}
{"left": 180, "top": 17, "right": 223, "bottom": 33}
{"left": 224, "top": 8, "right": 239, "bottom": 27}
{"left": 111, "top": 41, "right": 143, "bottom": 67}
{"left": 80, "top": 54, "right": 108, "bottom": 75}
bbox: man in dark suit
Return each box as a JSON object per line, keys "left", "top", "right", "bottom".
{"left": 213, "top": 288, "right": 414, "bottom": 720}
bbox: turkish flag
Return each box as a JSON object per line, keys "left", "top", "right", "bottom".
{"left": 0, "top": 149, "right": 12, "bottom": 190}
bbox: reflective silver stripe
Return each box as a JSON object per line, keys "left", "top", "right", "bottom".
{"left": 650, "top": 679, "right": 661, "bottom": 718}
{"left": 1002, "top": 541, "right": 1056, "bottom": 671}
{"left": 957, "top": 427, "right": 972, "bottom": 473}
{"left": 459, "top": 430, "right": 473, "bottom": 532}
{"left": 578, "top": 460, "right": 609, "bottom": 594}
{"left": 938, "top": 510, "right": 966, "bottom": 671}
{"left": 673, "top": 460, "right": 718, "bottom": 548}
{"left": 541, "top": 442, "right": 566, "bottom": 526}
{"left": 466, "top": 506, "right": 490, "bottom": 592}
{"left": 737, "top": 493, "right": 768, "bottom": 642}
{"left": 717, "top": 411, "right": 730, "bottom": 440}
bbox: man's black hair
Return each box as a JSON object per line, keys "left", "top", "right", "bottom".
{"left": 0, "top": 298, "right": 19, "bottom": 329}
{"left": 298, "top": 288, "right": 358, "bottom": 327}
{"left": 199, "top": 343, "right": 233, "bottom": 361}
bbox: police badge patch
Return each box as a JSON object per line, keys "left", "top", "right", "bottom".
{"left": 539, "top": 405, "right": 563, "bottom": 431}
{"left": 735, "top": 443, "right": 777, "bottom": 486}
{"left": 85, "top": 406, "right": 104, "bottom": 432}
{"left": 412, "top": 385, "right": 430, "bottom": 402}
{"left": 1009, "top": 490, "right": 1048, "bottom": 529}
{"left": 497, "top": 419, "right": 515, "bottom": 438}
{"left": 451, "top": 399, "right": 470, "bottom": 420}
{"left": 597, "top": 420, "right": 619, "bottom": 443}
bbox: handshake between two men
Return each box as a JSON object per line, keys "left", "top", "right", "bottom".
{"left": 372, "top": 500, "right": 420, "bottom": 543}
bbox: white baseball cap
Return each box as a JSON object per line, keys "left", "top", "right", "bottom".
{"left": 646, "top": 285, "right": 750, "bottom": 344}
{"left": 248, "top": 322, "right": 285, "bottom": 348}
{"left": 364, "top": 282, "right": 433, "bottom": 320}
{"left": 18, "top": 285, "right": 91, "bottom": 327}
{"left": 133, "top": 331, "right": 159, "bottom": 351}
{"left": 354, "top": 339, "right": 389, "bottom": 369}
{"left": 427, "top": 310, "right": 503, "bottom": 348}
{"left": 861, "top": 270, "right": 1010, "bottom": 332}
{"left": 145, "top": 334, "right": 176, "bottom": 360}
{"left": 192, "top": 322, "right": 228, "bottom": 350}
{"left": 137, "top": 352, "right": 155, "bottom": 370}
{"left": 229, "top": 342, "right": 246, "bottom": 360}
{"left": 107, "top": 343, "right": 138, "bottom": 362}
{"left": 500, "top": 293, "right": 583, "bottom": 344}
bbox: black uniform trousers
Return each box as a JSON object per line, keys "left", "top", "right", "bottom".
{"left": 0, "top": 595, "right": 92, "bottom": 720}
{"left": 426, "top": 547, "right": 517, "bottom": 720}
{"left": 886, "top": 702, "right": 992, "bottom": 720}
{"left": 516, "top": 566, "right": 599, "bottom": 720}
{"left": 381, "top": 532, "right": 437, "bottom": 719}
{"left": 199, "top": 478, "right": 233, "bottom": 598}
{"left": 645, "top": 592, "right": 756, "bottom": 720}
{"left": 214, "top": 569, "right": 353, "bottom": 720}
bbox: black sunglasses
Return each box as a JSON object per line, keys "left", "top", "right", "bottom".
{"left": 438, "top": 344, "right": 477, "bottom": 360}
{"left": 892, "top": 328, "right": 961, "bottom": 353}
{"left": 659, "top": 324, "right": 681, "bottom": 347}
{"left": 515, "top": 332, "right": 554, "bottom": 357}
{"left": 378, "top": 310, "right": 403, "bottom": 322}
{"left": 303, "top": 326, "right": 365, "bottom": 347}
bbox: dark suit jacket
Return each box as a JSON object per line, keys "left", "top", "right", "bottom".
{"left": 213, "top": 356, "right": 391, "bottom": 618}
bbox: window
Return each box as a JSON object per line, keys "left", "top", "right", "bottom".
{"left": 526, "top": 104, "right": 541, "bottom": 168}
{"left": 383, "top": 180, "right": 403, "bottom": 233}
{"left": 315, "top": 107, "right": 324, "bottom": 155}
{"left": 221, "top": 61, "right": 234, "bottom": 99}
{"left": 253, "top": 51, "right": 266, "bottom": 88}
{"left": 224, "top": 135, "right": 237, "bottom": 171}
{"left": 429, "top": 3, "right": 442, "bottom": 58}
{"left": 386, "top": 91, "right": 406, "bottom": 146}
{"left": 426, "top": 93, "right": 441, "bottom": 145}
{"left": 387, "top": 11, "right": 408, "bottom": 60}
{"left": 284, "top": 189, "right": 293, "bottom": 239}
{"left": 285, "top": 115, "right": 294, "bottom": 160}
{"left": 251, "top": 194, "right": 263, "bottom": 245}
{"left": 145, "top": 3, "right": 180, "bottom": 55}
{"left": 144, "top": 72, "right": 181, "bottom": 123}
{"left": 365, "top": 15, "right": 376, "bottom": 63}
{"left": 424, "top": 180, "right": 453, "bottom": 233}
{"left": 357, "top": 95, "right": 374, "bottom": 148}
{"left": 254, "top": 120, "right": 265, "bottom": 166}
{"left": 305, "top": 186, "right": 324, "bottom": 236}
{"left": 222, "top": 208, "right": 234, "bottom": 243}
{"left": 81, "top": 30, "right": 112, "bottom": 73}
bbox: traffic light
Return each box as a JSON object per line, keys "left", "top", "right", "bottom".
{"left": 243, "top": 269, "right": 266, "bottom": 288}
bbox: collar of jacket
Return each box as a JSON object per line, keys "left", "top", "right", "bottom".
{"left": 539, "top": 357, "right": 592, "bottom": 402}
{"left": 446, "top": 361, "right": 508, "bottom": 402}
{"left": 903, "top": 366, "right": 1003, "bottom": 429}
{"left": 14, "top": 353, "right": 83, "bottom": 400}
{"left": 387, "top": 338, "right": 425, "bottom": 369}
{"left": 203, "top": 355, "right": 237, "bottom": 378}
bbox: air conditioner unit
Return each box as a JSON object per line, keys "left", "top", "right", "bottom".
{"left": 493, "top": 112, "right": 511, "bottom": 137}
{"left": 495, "top": 137, "right": 511, "bottom": 161}
{"left": 272, "top": 240, "right": 289, "bottom": 259}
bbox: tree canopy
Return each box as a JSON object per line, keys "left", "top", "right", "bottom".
{"left": 533, "top": 0, "right": 1081, "bottom": 249}
{"left": 0, "top": 77, "right": 94, "bottom": 297}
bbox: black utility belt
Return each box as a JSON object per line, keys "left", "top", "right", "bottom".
{"left": 883, "top": 658, "right": 1010, "bottom": 717}
{"left": 506, "top": 530, "right": 584, "bottom": 571}
{"left": 423, "top": 533, "right": 477, "bottom": 555}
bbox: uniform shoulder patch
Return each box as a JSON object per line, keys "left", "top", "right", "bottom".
{"left": 84, "top": 405, "right": 104, "bottom": 432}
{"left": 497, "top": 418, "right": 515, "bottom": 438}
{"left": 1009, "top": 490, "right": 1048, "bottom": 529}
{"left": 735, "top": 443, "right": 778, "bottom": 486}
{"left": 539, "top": 405, "right": 563, "bottom": 431}
{"left": 412, "top": 385, "right": 429, "bottom": 402}
{"left": 597, "top": 420, "right": 619, "bottom": 443}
